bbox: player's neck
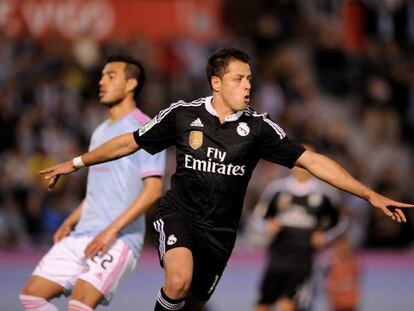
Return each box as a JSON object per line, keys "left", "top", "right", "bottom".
{"left": 211, "top": 96, "right": 236, "bottom": 124}
{"left": 108, "top": 98, "right": 136, "bottom": 121}
{"left": 293, "top": 175, "right": 312, "bottom": 183}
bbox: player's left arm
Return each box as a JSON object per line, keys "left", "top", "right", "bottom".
{"left": 295, "top": 150, "right": 414, "bottom": 222}
{"left": 84, "top": 176, "right": 163, "bottom": 258}
{"left": 40, "top": 132, "right": 140, "bottom": 190}
{"left": 312, "top": 201, "right": 349, "bottom": 249}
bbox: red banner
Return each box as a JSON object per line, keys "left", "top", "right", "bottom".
{"left": 0, "top": 0, "right": 222, "bottom": 42}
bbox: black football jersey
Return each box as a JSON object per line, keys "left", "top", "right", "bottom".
{"left": 262, "top": 176, "right": 341, "bottom": 271}
{"left": 134, "top": 96, "right": 305, "bottom": 256}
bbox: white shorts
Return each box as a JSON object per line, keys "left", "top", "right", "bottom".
{"left": 32, "top": 235, "right": 137, "bottom": 305}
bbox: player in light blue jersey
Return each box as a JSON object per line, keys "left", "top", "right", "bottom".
{"left": 20, "top": 55, "right": 166, "bottom": 311}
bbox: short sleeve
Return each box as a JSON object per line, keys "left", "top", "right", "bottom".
{"left": 138, "top": 149, "right": 166, "bottom": 179}
{"left": 258, "top": 115, "right": 305, "bottom": 168}
{"left": 133, "top": 103, "right": 178, "bottom": 154}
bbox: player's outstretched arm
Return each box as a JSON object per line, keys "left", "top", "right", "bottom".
{"left": 40, "top": 133, "right": 140, "bottom": 189}
{"left": 84, "top": 176, "right": 163, "bottom": 258}
{"left": 295, "top": 150, "right": 414, "bottom": 222}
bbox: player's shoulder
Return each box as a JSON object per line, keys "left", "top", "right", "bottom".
{"left": 243, "top": 107, "right": 275, "bottom": 125}
{"left": 157, "top": 97, "right": 206, "bottom": 119}
{"left": 168, "top": 97, "right": 206, "bottom": 110}
{"left": 244, "top": 106, "right": 267, "bottom": 118}
{"left": 243, "top": 107, "right": 286, "bottom": 137}
{"left": 127, "top": 108, "right": 151, "bottom": 127}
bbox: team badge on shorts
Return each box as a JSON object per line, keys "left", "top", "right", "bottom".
{"left": 189, "top": 131, "right": 203, "bottom": 150}
{"left": 237, "top": 122, "right": 250, "bottom": 136}
{"left": 167, "top": 234, "right": 177, "bottom": 245}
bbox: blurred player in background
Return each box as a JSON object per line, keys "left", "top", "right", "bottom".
{"left": 20, "top": 55, "right": 166, "bottom": 311}
{"left": 39, "top": 48, "right": 413, "bottom": 311}
{"left": 251, "top": 145, "right": 347, "bottom": 311}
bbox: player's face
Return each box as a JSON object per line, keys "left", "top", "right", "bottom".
{"left": 217, "top": 60, "right": 251, "bottom": 112}
{"left": 99, "top": 62, "right": 129, "bottom": 105}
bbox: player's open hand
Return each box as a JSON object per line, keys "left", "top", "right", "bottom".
{"left": 85, "top": 227, "right": 118, "bottom": 258}
{"left": 53, "top": 221, "right": 72, "bottom": 243}
{"left": 368, "top": 193, "right": 414, "bottom": 223}
{"left": 39, "top": 160, "right": 77, "bottom": 190}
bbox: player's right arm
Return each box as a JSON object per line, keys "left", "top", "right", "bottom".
{"left": 53, "top": 200, "right": 84, "bottom": 243}
{"left": 295, "top": 149, "right": 413, "bottom": 222}
{"left": 40, "top": 132, "right": 140, "bottom": 189}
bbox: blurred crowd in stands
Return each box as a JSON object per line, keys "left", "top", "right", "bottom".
{"left": 0, "top": 0, "right": 413, "bottom": 251}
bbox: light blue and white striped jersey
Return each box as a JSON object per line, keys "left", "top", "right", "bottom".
{"left": 72, "top": 108, "right": 166, "bottom": 257}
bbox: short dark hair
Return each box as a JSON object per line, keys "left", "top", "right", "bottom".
{"left": 106, "top": 54, "right": 146, "bottom": 99}
{"left": 205, "top": 48, "right": 250, "bottom": 88}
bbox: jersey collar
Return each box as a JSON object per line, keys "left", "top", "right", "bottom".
{"left": 205, "top": 96, "right": 244, "bottom": 122}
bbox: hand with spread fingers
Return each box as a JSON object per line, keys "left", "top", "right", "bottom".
{"left": 84, "top": 227, "right": 118, "bottom": 259}
{"left": 39, "top": 160, "right": 78, "bottom": 190}
{"left": 368, "top": 193, "right": 413, "bottom": 223}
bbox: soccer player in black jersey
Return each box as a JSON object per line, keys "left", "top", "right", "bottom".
{"left": 40, "top": 48, "right": 413, "bottom": 311}
{"left": 251, "top": 146, "right": 347, "bottom": 311}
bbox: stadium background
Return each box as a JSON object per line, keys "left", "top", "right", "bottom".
{"left": 0, "top": 0, "right": 413, "bottom": 310}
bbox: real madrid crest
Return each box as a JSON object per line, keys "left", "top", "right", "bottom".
{"left": 237, "top": 122, "right": 250, "bottom": 136}
{"left": 189, "top": 131, "right": 203, "bottom": 150}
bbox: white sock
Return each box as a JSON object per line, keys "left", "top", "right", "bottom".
{"left": 19, "top": 294, "right": 59, "bottom": 311}
{"left": 68, "top": 300, "right": 94, "bottom": 311}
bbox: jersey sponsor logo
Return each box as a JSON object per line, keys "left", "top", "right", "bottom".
{"left": 190, "top": 118, "right": 204, "bottom": 127}
{"left": 237, "top": 122, "right": 250, "bottom": 136}
{"left": 279, "top": 205, "right": 317, "bottom": 229}
{"left": 139, "top": 117, "right": 157, "bottom": 136}
{"left": 185, "top": 146, "right": 246, "bottom": 176}
{"left": 167, "top": 234, "right": 177, "bottom": 245}
{"left": 184, "top": 154, "right": 246, "bottom": 176}
{"left": 189, "top": 131, "right": 203, "bottom": 150}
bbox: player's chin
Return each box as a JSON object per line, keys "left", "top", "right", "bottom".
{"left": 99, "top": 98, "right": 112, "bottom": 105}
{"left": 239, "top": 101, "right": 248, "bottom": 110}
{"left": 231, "top": 100, "right": 246, "bottom": 111}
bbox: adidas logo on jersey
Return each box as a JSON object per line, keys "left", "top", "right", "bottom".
{"left": 190, "top": 118, "right": 204, "bottom": 127}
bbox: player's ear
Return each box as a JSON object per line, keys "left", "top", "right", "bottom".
{"left": 126, "top": 78, "right": 138, "bottom": 94}
{"left": 211, "top": 76, "right": 221, "bottom": 92}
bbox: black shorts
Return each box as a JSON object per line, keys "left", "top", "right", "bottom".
{"left": 257, "top": 268, "right": 311, "bottom": 305}
{"left": 153, "top": 215, "right": 230, "bottom": 301}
